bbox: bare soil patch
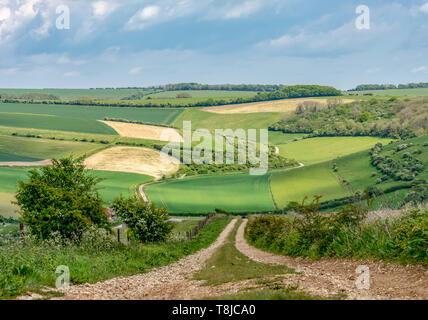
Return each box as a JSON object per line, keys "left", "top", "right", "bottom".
{"left": 101, "top": 121, "right": 182, "bottom": 142}
{"left": 0, "top": 160, "right": 51, "bottom": 167}
{"left": 202, "top": 98, "right": 355, "bottom": 114}
{"left": 84, "top": 147, "right": 179, "bottom": 179}
{"left": 235, "top": 219, "right": 428, "bottom": 300}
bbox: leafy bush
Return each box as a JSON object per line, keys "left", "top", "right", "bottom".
{"left": 111, "top": 196, "right": 173, "bottom": 242}
{"left": 247, "top": 198, "right": 427, "bottom": 265}
{"left": 15, "top": 157, "right": 109, "bottom": 240}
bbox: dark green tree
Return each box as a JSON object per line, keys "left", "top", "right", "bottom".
{"left": 15, "top": 156, "right": 109, "bottom": 240}
{"left": 111, "top": 196, "right": 173, "bottom": 243}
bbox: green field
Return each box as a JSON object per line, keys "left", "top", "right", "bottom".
{"left": 146, "top": 173, "right": 275, "bottom": 213}
{"left": 0, "top": 112, "right": 117, "bottom": 135}
{"left": 0, "top": 167, "right": 153, "bottom": 218}
{"left": 172, "top": 108, "right": 283, "bottom": 132}
{"left": 347, "top": 88, "right": 428, "bottom": 96}
{"left": 0, "top": 135, "right": 107, "bottom": 161}
{"left": 92, "top": 170, "right": 153, "bottom": 203}
{"left": 0, "top": 88, "right": 156, "bottom": 100}
{"left": 271, "top": 161, "right": 350, "bottom": 209}
{"left": 268, "top": 132, "right": 307, "bottom": 145}
{"left": 0, "top": 103, "right": 182, "bottom": 125}
{"left": 277, "top": 137, "right": 393, "bottom": 165}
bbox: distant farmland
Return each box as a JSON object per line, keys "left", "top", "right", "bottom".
{"left": 0, "top": 88, "right": 156, "bottom": 100}
{"left": 0, "top": 135, "right": 107, "bottom": 161}
{"left": 145, "top": 173, "right": 275, "bottom": 213}
{"left": 0, "top": 103, "right": 182, "bottom": 125}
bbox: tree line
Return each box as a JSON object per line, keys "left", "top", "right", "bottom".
{"left": 350, "top": 82, "right": 428, "bottom": 91}
{"left": 0, "top": 85, "right": 342, "bottom": 108}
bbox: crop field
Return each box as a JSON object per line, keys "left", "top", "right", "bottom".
{"left": 92, "top": 170, "right": 153, "bottom": 204}
{"left": 0, "top": 167, "right": 153, "bottom": 217}
{"left": 268, "top": 132, "right": 306, "bottom": 145}
{"left": 270, "top": 161, "right": 350, "bottom": 209}
{"left": 0, "top": 103, "right": 182, "bottom": 125}
{"left": 277, "top": 137, "right": 393, "bottom": 165}
{"left": 0, "top": 135, "right": 107, "bottom": 161}
{"left": 145, "top": 173, "right": 275, "bottom": 213}
{"left": 0, "top": 112, "right": 117, "bottom": 135}
{"left": 172, "top": 108, "right": 283, "bottom": 132}
{"left": 0, "top": 88, "right": 156, "bottom": 100}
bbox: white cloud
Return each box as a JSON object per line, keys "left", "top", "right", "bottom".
{"left": 258, "top": 15, "right": 396, "bottom": 57}
{"left": 411, "top": 66, "right": 426, "bottom": 73}
{"left": 57, "top": 55, "right": 87, "bottom": 66}
{"left": 64, "top": 71, "right": 80, "bottom": 77}
{"left": 0, "top": 7, "right": 11, "bottom": 20}
{"left": 223, "top": 0, "right": 263, "bottom": 19}
{"left": 92, "top": 1, "right": 118, "bottom": 18}
{"left": 420, "top": 3, "right": 428, "bottom": 14}
{"left": 124, "top": 0, "right": 273, "bottom": 30}
{"left": 129, "top": 66, "right": 142, "bottom": 75}
{"left": 125, "top": 5, "right": 161, "bottom": 30}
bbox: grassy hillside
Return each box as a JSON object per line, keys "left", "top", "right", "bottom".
{"left": 0, "top": 113, "right": 116, "bottom": 135}
{"left": 0, "top": 103, "right": 182, "bottom": 125}
{"left": 277, "top": 137, "right": 393, "bottom": 165}
{"left": 270, "top": 162, "right": 349, "bottom": 209}
{"left": 0, "top": 135, "right": 107, "bottom": 161}
{"left": 92, "top": 170, "right": 154, "bottom": 204}
{"left": 0, "top": 167, "right": 153, "bottom": 218}
{"left": 0, "top": 88, "right": 154, "bottom": 100}
{"left": 172, "top": 108, "right": 283, "bottom": 132}
{"left": 146, "top": 173, "right": 275, "bottom": 213}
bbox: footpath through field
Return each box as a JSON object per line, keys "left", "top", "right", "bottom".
{"left": 0, "top": 160, "right": 51, "bottom": 167}
{"left": 235, "top": 219, "right": 428, "bottom": 300}
{"left": 55, "top": 219, "right": 238, "bottom": 300}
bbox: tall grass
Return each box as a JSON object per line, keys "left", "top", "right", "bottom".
{"left": 0, "top": 216, "right": 231, "bottom": 299}
{"left": 246, "top": 202, "right": 427, "bottom": 265}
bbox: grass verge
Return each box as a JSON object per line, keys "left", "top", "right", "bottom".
{"left": 193, "top": 219, "right": 294, "bottom": 286}
{"left": 0, "top": 215, "right": 232, "bottom": 299}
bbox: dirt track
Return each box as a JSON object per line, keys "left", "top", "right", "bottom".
{"left": 18, "top": 217, "right": 426, "bottom": 300}
{"left": 0, "top": 160, "right": 51, "bottom": 167}
{"left": 235, "top": 219, "right": 428, "bottom": 300}
{"left": 55, "top": 219, "right": 238, "bottom": 300}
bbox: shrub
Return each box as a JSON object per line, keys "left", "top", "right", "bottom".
{"left": 15, "top": 157, "right": 109, "bottom": 240}
{"left": 247, "top": 197, "right": 427, "bottom": 264}
{"left": 111, "top": 196, "right": 173, "bottom": 243}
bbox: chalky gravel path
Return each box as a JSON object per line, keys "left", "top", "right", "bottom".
{"left": 235, "top": 219, "right": 428, "bottom": 300}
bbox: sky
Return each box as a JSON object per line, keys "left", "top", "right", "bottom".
{"left": 0, "top": 0, "right": 427, "bottom": 90}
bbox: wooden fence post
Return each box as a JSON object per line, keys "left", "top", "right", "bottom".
{"left": 19, "top": 223, "right": 24, "bottom": 238}
{"left": 117, "top": 229, "right": 121, "bottom": 243}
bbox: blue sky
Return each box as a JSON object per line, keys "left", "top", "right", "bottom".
{"left": 0, "top": 0, "right": 427, "bottom": 90}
